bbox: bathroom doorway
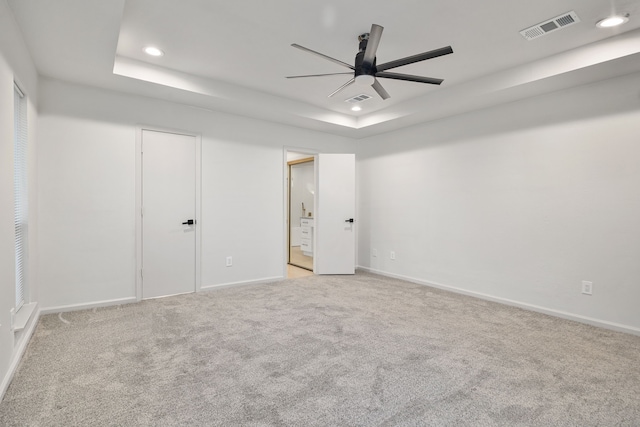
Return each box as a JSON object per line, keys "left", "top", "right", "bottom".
{"left": 288, "top": 155, "right": 315, "bottom": 272}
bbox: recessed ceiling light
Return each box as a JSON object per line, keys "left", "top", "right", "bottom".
{"left": 143, "top": 46, "right": 164, "bottom": 57}
{"left": 596, "top": 15, "right": 629, "bottom": 28}
{"left": 351, "top": 106, "right": 362, "bottom": 112}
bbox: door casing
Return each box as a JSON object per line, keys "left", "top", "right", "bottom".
{"left": 288, "top": 156, "right": 315, "bottom": 271}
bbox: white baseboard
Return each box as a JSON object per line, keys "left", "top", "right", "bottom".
{"left": 357, "top": 266, "right": 640, "bottom": 337}
{"left": 40, "top": 297, "right": 138, "bottom": 315}
{"left": 1, "top": 306, "right": 41, "bottom": 401}
{"left": 200, "top": 276, "right": 284, "bottom": 292}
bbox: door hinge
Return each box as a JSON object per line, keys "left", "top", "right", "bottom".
{"left": 140, "top": 269, "right": 143, "bottom": 278}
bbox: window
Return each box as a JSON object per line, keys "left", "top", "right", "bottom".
{"left": 14, "top": 82, "right": 27, "bottom": 311}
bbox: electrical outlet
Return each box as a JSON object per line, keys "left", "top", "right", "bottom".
{"left": 582, "top": 281, "right": 593, "bottom": 295}
{"left": 226, "top": 256, "right": 233, "bottom": 267}
{"left": 372, "top": 249, "right": 377, "bottom": 257}
{"left": 390, "top": 251, "right": 396, "bottom": 260}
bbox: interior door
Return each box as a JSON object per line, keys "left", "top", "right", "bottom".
{"left": 315, "top": 153, "right": 356, "bottom": 274}
{"left": 142, "top": 129, "right": 196, "bottom": 299}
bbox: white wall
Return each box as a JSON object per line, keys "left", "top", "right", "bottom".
{"left": 287, "top": 152, "right": 313, "bottom": 162}
{"left": 37, "top": 78, "right": 355, "bottom": 309}
{"left": 0, "top": 0, "right": 39, "bottom": 398}
{"left": 357, "top": 71, "right": 640, "bottom": 333}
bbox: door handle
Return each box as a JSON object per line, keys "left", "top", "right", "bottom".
{"left": 182, "top": 219, "right": 195, "bottom": 225}
{"left": 345, "top": 218, "right": 354, "bottom": 223}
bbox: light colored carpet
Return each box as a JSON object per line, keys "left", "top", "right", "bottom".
{"left": 1, "top": 272, "right": 639, "bottom": 426}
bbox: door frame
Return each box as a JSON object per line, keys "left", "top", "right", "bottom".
{"left": 135, "top": 125, "right": 202, "bottom": 301}
{"left": 283, "top": 147, "right": 317, "bottom": 278}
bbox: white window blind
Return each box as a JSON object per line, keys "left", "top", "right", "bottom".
{"left": 14, "top": 82, "right": 27, "bottom": 311}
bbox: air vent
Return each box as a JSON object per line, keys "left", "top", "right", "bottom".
{"left": 345, "top": 94, "right": 372, "bottom": 103}
{"left": 520, "top": 11, "right": 580, "bottom": 41}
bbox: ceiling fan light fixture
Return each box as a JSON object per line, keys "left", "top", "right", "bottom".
{"left": 355, "top": 74, "right": 375, "bottom": 86}
{"left": 596, "top": 14, "right": 629, "bottom": 28}
{"left": 143, "top": 46, "right": 164, "bottom": 57}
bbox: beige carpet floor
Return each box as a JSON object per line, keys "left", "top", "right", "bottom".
{"left": 1, "top": 272, "right": 639, "bottom": 426}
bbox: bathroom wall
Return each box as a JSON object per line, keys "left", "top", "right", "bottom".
{"left": 290, "top": 161, "right": 315, "bottom": 228}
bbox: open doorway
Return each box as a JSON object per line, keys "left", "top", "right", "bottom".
{"left": 288, "top": 156, "right": 314, "bottom": 271}
{"left": 286, "top": 151, "right": 315, "bottom": 278}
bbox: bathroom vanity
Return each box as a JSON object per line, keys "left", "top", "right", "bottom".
{"left": 300, "top": 217, "right": 314, "bottom": 256}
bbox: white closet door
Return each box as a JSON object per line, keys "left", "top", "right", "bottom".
{"left": 142, "top": 130, "right": 196, "bottom": 299}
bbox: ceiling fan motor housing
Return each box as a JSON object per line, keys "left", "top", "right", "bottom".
{"left": 355, "top": 37, "right": 377, "bottom": 78}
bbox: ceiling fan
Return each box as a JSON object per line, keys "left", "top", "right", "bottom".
{"left": 287, "top": 24, "right": 453, "bottom": 100}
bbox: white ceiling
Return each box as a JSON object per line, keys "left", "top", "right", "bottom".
{"left": 8, "top": 0, "right": 640, "bottom": 137}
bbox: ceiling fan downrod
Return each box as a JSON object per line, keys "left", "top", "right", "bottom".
{"left": 355, "top": 33, "right": 376, "bottom": 85}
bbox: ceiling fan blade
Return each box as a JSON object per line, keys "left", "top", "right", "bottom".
{"left": 286, "top": 72, "right": 354, "bottom": 79}
{"left": 376, "top": 71, "right": 444, "bottom": 85}
{"left": 328, "top": 78, "right": 356, "bottom": 98}
{"left": 291, "top": 44, "right": 355, "bottom": 70}
{"left": 362, "top": 24, "right": 384, "bottom": 68}
{"left": 376, "top": 46, "right": 453, "bottom": 72}
{"left": 372, "top": 79, "right": 390, "bottom": 100}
